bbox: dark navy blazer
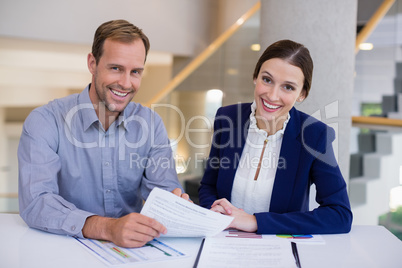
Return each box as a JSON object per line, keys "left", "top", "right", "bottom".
{"left": 199, "top": 103, "right": 353, "bottom": 234}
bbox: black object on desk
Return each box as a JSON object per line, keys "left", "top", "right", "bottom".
{"left": 193, "top": 238, "right": 205, "bottom": 268}
{"left": 291, "top": 241, "right": 302, "bottom": 268}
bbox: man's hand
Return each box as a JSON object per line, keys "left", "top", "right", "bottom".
{"left": 82, "top": 213, "right": 167, "bottom": 248}
{"left": 211, "top": 198, "right": 258, "bottom": 233}
{"left": 171, "top": 187, "right": 192, "bottom": 202}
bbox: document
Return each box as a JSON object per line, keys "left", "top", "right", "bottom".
{"left": 214, "top": 229, "right": 325, "bottom": 244}
{"left": 141, "top": 187, "right": 234, "bottom": 237}
{"left": 75, "top": 237, "right": 187, "bottom": 265}
{"left": 194, "top": 237, "right": 297, "bottom": 268}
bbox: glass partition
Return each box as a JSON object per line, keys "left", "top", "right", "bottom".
{"left": 352, "top": 0, "right": 402, "bottom": 238}
{"left": 152, "top": 11, "right": 261, "bottom": 189}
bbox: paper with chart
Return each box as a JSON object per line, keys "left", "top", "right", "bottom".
{"left": 75, "top": 237, "right": 187, "bottom": 265}
{"left": 141, "top": 187, "right": 234, "bottom": 237}
{"left": 214, "top": 229, "right": 326, "bottom": 244}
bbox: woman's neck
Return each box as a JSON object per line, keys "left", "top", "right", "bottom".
{"left": 256, "top": 117, "right": 286, "bottom": 136}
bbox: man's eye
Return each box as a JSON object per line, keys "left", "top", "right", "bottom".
{"left": 132, "top": 70, "right": 143, "bottom": 76}
{"left": 111, "top": 67, "right": 120, "bottom": 71}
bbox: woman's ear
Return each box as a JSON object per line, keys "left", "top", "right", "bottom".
{"left": 297, "top": 90, "right": 306, "bottom": 102}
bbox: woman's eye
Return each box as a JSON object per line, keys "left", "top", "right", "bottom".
{"left": 262, "top": 77, "right": 272, "bottom": 83}
{"left": 283, "top": 85, "right": 294, "bottom": 91}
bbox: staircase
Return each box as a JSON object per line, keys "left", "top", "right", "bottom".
{"left": 350, "top": 62, "right": 402, "bottom": 225}
{"left": 350, "top": 131, "right": 402, "bottom": 224}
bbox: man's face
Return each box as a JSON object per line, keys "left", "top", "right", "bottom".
{"left": 87, "top": 38, "right": 146, "bottom": 115}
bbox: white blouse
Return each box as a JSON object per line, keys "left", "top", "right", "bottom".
{"left": 231, "top": 101, "right": 290, "bottom": 214}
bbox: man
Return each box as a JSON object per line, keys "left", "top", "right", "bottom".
{"left": 18, "top": 19, "right": 188, "bottom": 248}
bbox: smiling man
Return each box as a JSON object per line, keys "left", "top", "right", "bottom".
{"left": 18, "top": 20, "right": 188, "bottom": 248}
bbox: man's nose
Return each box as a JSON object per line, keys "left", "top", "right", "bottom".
{"left": 119, "top": 72, "right": 132, "bottom": 89}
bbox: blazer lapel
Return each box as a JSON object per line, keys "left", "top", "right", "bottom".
{"left": 233, "top": 103, "right": 251, "bottom": 167}
{"left": 220, "top": 103, "right": 251, "bottom": 200}
{"left": 269, "top": 108, "right": 302, "bottom": 213}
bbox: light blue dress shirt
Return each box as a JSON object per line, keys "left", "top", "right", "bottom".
{"left": 18, "top": 85, "right": 182, "bottom": 238}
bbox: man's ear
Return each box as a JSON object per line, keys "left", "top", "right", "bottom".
{"left": 87, "top": 53, "right": 96, "bottom": 75}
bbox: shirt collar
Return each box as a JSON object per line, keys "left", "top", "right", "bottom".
{"left": 78, "top": 84, "right": 127, "bottom": 132}
{"left": 78, "top": 85, "right": 99, "bottom": 131}
{"left": 118, "top": 109, "right": 128, "bottom": 130}
{"left": 249, "top": 100, "right": 291, "bottom": 140}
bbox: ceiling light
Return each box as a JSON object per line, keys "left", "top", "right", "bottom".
{"left": 206, "top": 89, "right": 223, "bottom": 102}
{"left": 226, "top": 68, "right": 238, "bottom": 75}
{"left": 250, "top": 44, "right": 260, "bottom": 51}
{"left": 359, "top": 43, "right": 373, "bottom": 51}
{"left": 236, "top": 18, "right": 245, "bottom": 25}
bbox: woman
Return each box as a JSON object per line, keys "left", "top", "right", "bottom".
{"left": 198, "top": 39, "right": 352, "bottom": 234}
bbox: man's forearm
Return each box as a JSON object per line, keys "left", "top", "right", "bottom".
{"left": 82, "top": 215, "right": 114, "bottom": 241}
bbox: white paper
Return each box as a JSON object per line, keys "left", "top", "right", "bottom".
{"left": 141, "top": 187, "right": 233, "bottom": 237}
{"left": 196, "top": 237, "right": 297, "bottom": 268}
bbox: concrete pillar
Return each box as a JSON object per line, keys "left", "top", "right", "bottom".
{"left": 260, "top": 0, "right": 358, "bottom": 183}
{"left": 0, "top": 108, "right": 6, "bottom": 184}
{"left": 0, "top": 108, "right": 8, "bottom": 211}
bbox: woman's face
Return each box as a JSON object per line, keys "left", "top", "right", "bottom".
{"left": 253, "top": 58, "right": 306, "bottom": 133}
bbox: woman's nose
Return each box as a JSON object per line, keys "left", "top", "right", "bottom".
{"left": 267, "top": 86, "right": 280, "bottom": 101}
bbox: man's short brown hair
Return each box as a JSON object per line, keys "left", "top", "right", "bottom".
{"left": 92, "top": 19, "right": 150, "bottom": 64}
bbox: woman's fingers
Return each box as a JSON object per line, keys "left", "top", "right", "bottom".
{"left": 211, "top": 198, "right": 233, "bottom": 214}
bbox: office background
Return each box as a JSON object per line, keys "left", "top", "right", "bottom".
{"left": 0, "top": 0, "right": 401, "bottom": 237}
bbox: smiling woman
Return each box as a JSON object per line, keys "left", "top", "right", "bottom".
{"left": 198, "top": 39, "right": 353, "bottom": 235}
{"left": 253, "top": 58, "right": 305, "bottom": 135}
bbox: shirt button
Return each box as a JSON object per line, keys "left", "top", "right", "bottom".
{"left": 105, "top": 162, "right": 110, "bottom": 166}
{"left": 71, "top": 226, "right": 76, "bottom": 231}
{"left": 106, "top": 189, "right": 111, "bottom": 193}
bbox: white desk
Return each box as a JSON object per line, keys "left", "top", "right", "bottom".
{"left": 1, "top": 213, "right": 402, "bottom": 268}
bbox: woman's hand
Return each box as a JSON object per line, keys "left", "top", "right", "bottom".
{"left": 211, "top": 198, "right": 258, "bottom": 233}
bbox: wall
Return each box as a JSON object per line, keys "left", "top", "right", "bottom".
{"left": 0, "top": 0, "right": 216, "bottom": 56}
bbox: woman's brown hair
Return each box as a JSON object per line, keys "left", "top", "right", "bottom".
{"left": 253, "top": 40, "right": 313, "bottom": 98}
